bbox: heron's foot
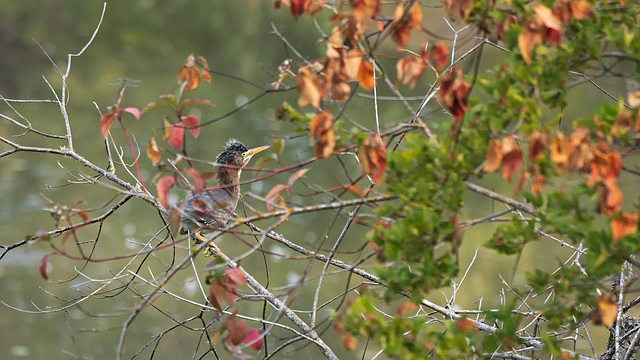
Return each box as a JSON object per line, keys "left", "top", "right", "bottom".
{"left": 203, "top": 242, "right": 220, "bottom": 258}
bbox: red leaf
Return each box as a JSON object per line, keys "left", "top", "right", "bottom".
{"left": 265, "top": 184, "right": 290, "bottom": 211}
{"left": 243, "top": 328, "right": 264, "bottom": 351}
{"left": 429, "top": 42, "right": 449, "bottom": 72}
{"left": 157, "top": 176, "right": 175, "bottom": 210}
{"left": 226, "top": 268, "right": 246, "bottom": 285}
{"left": 287, "top": 169, "right": 309, "bottom": 186}
{"left": 74, "top": 210, "right": 89, "bottom": 222}
{"left": 182, "top": 115, "right": 201, "bottom": 139}
{"left": 100, "top": 113, "right": 116, "bottom": 138}
{"left": 184, "top": 168, "right": 205, "bottom": 193}
{"left": 225, "top": 311, "right": 247, "bottom": 345}
{"left": 61, "top": 226, "right": 76, "bottom": 247}
{"left": 208, "top": 279, "right": 224, "bottom": 312}
{"left": 169, "top": 122, "right": 185, "bottom": 149}
{"left": 122, "top": 107, "right": 141, "bottom": 120}
{"left": 40, "top": 253, "right": 52, "bottom": 280}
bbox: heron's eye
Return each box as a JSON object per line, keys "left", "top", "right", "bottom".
{"left": 242, "top": 151, "right": 248, "bottom": 157}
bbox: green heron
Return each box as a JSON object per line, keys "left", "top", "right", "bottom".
{"left": 180, "top": 139, "right": 269, "bottom": 256}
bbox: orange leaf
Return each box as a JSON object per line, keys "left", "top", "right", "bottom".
{"left": 596, "top": 179, "right": 622, "bottom": 216}
{"left": 550, "top": 133, "right": 568, "bottom": 168}
{"left": 346, "top": 184, "right": 364, "bottom": 197}
{"left": 454, "top": 318, "right": 478, "bottom": 332}
{"left": 357, "top": 60, "right": 375, "bottom": 90}
{"left": 570, "top": 0, "right": 594, "bottom": 20}
{"left": 359, "top": 134, "right": 387, "bottom": 185}
{"left": 157, "top": 176, "right": 175, "bottom": 210}
{"left": 484, "top": 139, "right": 503, "bottom": 172}
{"left": 611, "top": 212, "right": 638, "bottom": 243}
{"left": 592, "top": 294, "right": 617, "bottom": 327}
{"left": 177, "top": 65, "right": 201, "bottom": 92}
{"left": 501, "top": 136, "right": 523, "bottom": 182}
{"left": 351, "top": 0, "right": 381, "bottom": 34}
{"left": 429, "top": 42, "right": 449, "bottom": 72}
{"left": 518, "top": 21, "right": 543, "bottom": 65}
{"left": 99, "top": 113, "right": 116, "bottom": 138}
{"left": 309, "top": 110, "right": 336, "bottom": 159}
{"left": 342, "top": 334, "right": 357, "bottom": 351}
{"left": 182, "top": 115, "right": 201, "bottom": 138}
{"left": 169, "top": 122, "right": 185, "bottom": 149}
{"left": 390, "top": 2, "right": 422, "bottom": 50}
{"left": 147, "top": 136, "right": 161, "bottom": 166}
{"left": 533, "top": 4, "right": 562, "bottom": 31}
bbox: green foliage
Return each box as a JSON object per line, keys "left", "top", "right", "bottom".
{"left": 370, "top": 133, "right": 466, "bottom": 298}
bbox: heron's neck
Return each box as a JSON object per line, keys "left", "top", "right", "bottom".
{"left": 217, "top": 167, "right": 241, "bottom": 196}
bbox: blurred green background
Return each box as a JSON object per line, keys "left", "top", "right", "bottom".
{"left": 0, "top": 1, "right": 619, "bottom": 359}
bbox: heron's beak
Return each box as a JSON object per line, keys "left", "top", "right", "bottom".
{"left": 244, "top": 145, "right": 270, "bottom": 160}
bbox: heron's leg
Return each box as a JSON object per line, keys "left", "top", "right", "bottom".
{"left": 194, "top": 231, "right": 220, "bottom": 258}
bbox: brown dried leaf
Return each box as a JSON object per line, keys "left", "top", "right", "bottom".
{"left": 359, "top": 134, "right": 387, "bottom": 185}
{"left": 484, "top": 139, "right": 502, "bottom": 173}
{"left": 501, "top": 136, "right": 524, "bottom": 182}
{"left": 342, "top": 334, "right": 357, "bottom": 351}
{"left": 396, "top": 55, "right": 426, "bottom": 89}
{"left": 437, "top": 67, "right": 470, "bottom": 120}
{"left": 611, "top": 110, "right": 632, "bottom": 135}
{"left": 297, "top": 67, "right": 323, "bottom": 108}
{"left": 528, "top": 130, "right": 548, "bottom": 161}
{"left": 344, "top": 49, "right": 364, "bottom": 80}
{"left": 309, "top": 111, "right": 336, "bottom": 159}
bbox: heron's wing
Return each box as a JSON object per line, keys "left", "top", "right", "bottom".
{"left": 181, "top": 188, "right": 237, "bottom": 232}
